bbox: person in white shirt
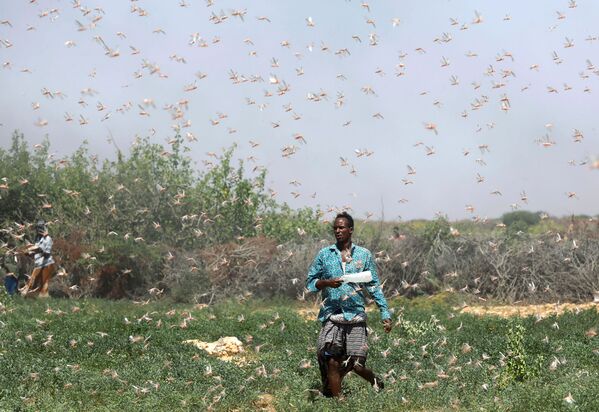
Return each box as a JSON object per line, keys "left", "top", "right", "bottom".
{"left": 21, "top": 220, "right": 55, "bottom": 298}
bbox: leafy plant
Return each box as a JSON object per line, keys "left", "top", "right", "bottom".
{"left": 399, "top": 315, "right": 439, "bottom": 338}
{"left": 422, "top": 216, "right": 452, "bottom": 247}
{"left": 500, "top": 321, "right": 544, "bottom": 386}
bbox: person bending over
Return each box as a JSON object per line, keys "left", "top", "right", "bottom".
{"left": 21, "top": 220, "right": 55, "bottom": 298}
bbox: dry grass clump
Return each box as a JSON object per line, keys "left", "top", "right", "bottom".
{"left": 159, "top": 228, "right": 599, "bottom": 306}
{"left": 11, "top": 214, "right": 599, "bottom": 307}
{"left": 372, "top": 230, "right": 599, "bottom": 304}
{"left": 198, "top": 236, "right": 277, "bottom": 286}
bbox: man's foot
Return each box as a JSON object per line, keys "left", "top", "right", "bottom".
{"left": 373, "top": 376, "right": 384, "bottom": 392}
{"left": 21, "top": 286, "right": 39, "bottom": 297}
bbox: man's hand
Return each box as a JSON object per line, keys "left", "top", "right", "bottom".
{"left": 328, "top": 278, "right": 343, "bottom": 288}
{"left": 382, "top": 319, "right": 392, "bottom": 333}
{"left": 316, "top": 278, "right": 343, "bottom": 289}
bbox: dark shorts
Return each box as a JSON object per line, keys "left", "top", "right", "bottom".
{"left": 317, "top": 319, "right": 368, "bottom": 358}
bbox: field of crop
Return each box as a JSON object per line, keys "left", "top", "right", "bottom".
{"left": 1, "top": 292, "right": 599, "bottom": 411}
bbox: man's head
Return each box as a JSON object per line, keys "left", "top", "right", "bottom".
{"left": 35, "top": 219, "right": 47, "bottom": 235}
{"left": 333, "top": 212, "right": 353, "bottom": 244}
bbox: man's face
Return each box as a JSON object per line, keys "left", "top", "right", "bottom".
{"left": 333, "top": 218, "right": 353, "bottom": 243}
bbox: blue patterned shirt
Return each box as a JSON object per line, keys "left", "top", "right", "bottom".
{"left": 306, "top": 243, "right": 391, "bottom": 324}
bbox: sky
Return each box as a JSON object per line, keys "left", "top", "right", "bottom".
{"left": 1, "top": 0, "right": 598, "bottom": 221}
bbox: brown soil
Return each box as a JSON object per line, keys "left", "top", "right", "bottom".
{"left": 295, "top": 306, "right": 320, "bottom": 321}
{"left": 460, "top": 302, "right": 599, "bottom": 318}
{"left": 253, "top": 394, "right": 276, "bottom": 412}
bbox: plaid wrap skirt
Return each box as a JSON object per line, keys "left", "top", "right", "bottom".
{"left": 317, "top": 318, "right": 368, "bottom": 358}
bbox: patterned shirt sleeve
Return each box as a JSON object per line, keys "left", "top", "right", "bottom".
{"left": 364, "top": 251, "right": 391, "bottom": 320}
{"left": 306, "top": 250, "right": 324, "bottom": 293}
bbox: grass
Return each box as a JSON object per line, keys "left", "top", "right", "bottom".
{"left": 1, "top": 292, "right": 599, "bottom": 411}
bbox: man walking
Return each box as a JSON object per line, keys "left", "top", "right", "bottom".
{"left": 306, "top": 212, "right": 392, "bottom": 398}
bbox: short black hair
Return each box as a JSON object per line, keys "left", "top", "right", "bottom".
{"left": 335, "top": 212, "right": 354, "bottom": 229}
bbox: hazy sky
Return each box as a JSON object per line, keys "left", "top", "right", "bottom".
{"left": 1, "top": 0, "right": 598, "bottom": 221}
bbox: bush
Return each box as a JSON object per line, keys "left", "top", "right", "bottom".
{"left": 506, "top": 219, "right": 530, "bottom": 238}
{"left": 500, "top": 321, "right": 544, "bottom": 386}
{"left": 0, "top": 132, "right": 324, "bottom": 300}
{"left": 502, "top": 211, "right": 541, "bottom": 228}
{"left": 422, "top": 217, "right": 452, "bottom": 247}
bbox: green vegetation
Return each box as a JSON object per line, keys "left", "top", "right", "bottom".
{"left": 1, "top": 293, "right": 598, "bottom": 411}
{"left": 499, "top": 321, "right": 544, "bottom": 386}
{"left": 422, "top": 216, "right": 452, "bottom": 247}
{"left": 501, "top": 210, "right": 542, "bottom": 238}
{"left": 2, "top": 132, "right": 599, "bottom": 304}
{"left": 0, "top": 131, "right": 325, "bottom": 246}
{"left": 501, "top": 211, "right": 542, "bottom": 228}
{"left": 0, "top": 132, "right": 326, "bottom": 300}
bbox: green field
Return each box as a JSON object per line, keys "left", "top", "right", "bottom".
{"left": 1, "top": 293, "right": 598, "bottom": 411}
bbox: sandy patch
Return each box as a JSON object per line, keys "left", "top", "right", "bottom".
{"left": 253, "top": 393, "right": 276, "bottom": 412}
{"left": 296, "top": 306, "right": 320, "bottom": 321}
{"left": 460, "top": 302, "right": 599, "bottom": 318}
{"left": 183, "top": 336, "right": 248, "bottom": 364}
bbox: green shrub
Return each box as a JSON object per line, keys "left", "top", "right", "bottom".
{"left": 0, "top": 132, "right": 326, "bottom": 299}
{"left": 501, "top": 211, "right": 541, "bottom": 227}
{"left": 500, "top": 321, "right": 544, "bottom": 386}
{"left": 506, "top": 219, "right": 530, "bottom": 238}
{"left": 422, "top": 217, "right": 451, "bottom": 246}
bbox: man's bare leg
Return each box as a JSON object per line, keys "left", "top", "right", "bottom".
{"left": 317, "top": 351, "right": 331, "bottom": 397}
{"left": 21, "top": 267, "right": 41, "bottom": 296}
{"left": 326, "top": 357, "right": 344, "bottom": 397}
{"left": 352, "top": 356, "right": 383, "bottom": 389}
{"left": 39, "top": 264, "right": 54, "bottom": 298}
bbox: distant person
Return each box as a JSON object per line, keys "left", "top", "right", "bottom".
{"left": 306, "top": 211, "right": 392, "bottom": 398}
{"left": 20, "top": 220, "right": 55, "bottom": 298}
{"left": 1, "top": 243, "right": 19, "bottom": 295}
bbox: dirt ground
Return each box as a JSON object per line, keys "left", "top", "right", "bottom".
{"left": 295, "top": 306, "right": 320, "bottom": 321}
{"left": 183, "top": 336, "right": 249, "bottom": 364}
{"left": 295, "top": 301, "right": 599, "bottom": 320}
{"left": 459, "top": 302, "right": 599, "bottom": 318}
